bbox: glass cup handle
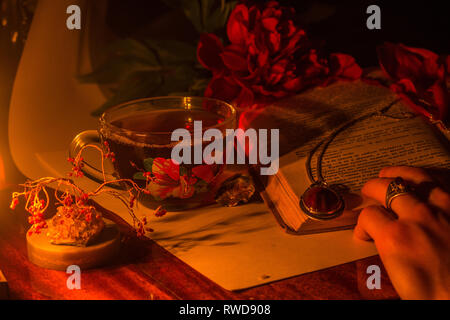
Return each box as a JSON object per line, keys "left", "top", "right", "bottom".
{"left": 69, "top": 130, "right": 117, "bottom": 184}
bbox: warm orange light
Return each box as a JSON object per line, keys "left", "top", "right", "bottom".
{"left": 0, "top": 155, "right": 5, "bottom": 189}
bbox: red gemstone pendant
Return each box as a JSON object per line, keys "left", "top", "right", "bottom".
{"left": 300, "top": 182, "right": 344, "bottom": 220}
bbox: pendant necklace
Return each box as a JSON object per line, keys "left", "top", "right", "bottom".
{"left": 300, "top": 99, "right": 413, "bottom": 220}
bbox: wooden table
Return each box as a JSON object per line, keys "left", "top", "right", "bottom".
{"left": 0, "top": 180, "right": 400, "bottom": 300}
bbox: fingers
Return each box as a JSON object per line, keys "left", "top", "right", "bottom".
{"left": 379, "top": 166, "right": 450, "bottom": 215}
{"left": 362, "top": 177, "right": 431, "bottom": 220}
{"left": 354, "top": 205, "right": 396, "bottom": 242}
{"left": 379, "top": 166, "right": 432, "bottom": 184}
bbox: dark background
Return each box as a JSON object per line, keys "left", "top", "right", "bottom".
{"left": 1, "top": 0, "right": 449, "bottom": 181}
{"left": 106, "top": 0, "right": 450, "bottom": 67}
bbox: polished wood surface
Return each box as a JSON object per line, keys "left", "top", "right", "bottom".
{"left": 0, "top": 184, "right": 400, "bottom": 300}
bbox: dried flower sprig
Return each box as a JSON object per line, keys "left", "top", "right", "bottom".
{"left": 11, "top": 143, "right": 166, "bottom": 237}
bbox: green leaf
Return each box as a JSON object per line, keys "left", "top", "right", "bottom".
{"left": 179, "top": 0, "right": 236, "bottom": 33}
{"left": 83, "top": 17, "right": 206, "bottom": 116}
{"left": 182, "top": 0, "right": 203, "bottom": 32}
{"left": 157, "top": 65, "right": 196, "bottom": 96}
{"left": 162, "top": 0, "right": 227, "bottom": 33}
{"left": 168, "top": 91, "right": 190, "bottom": 96}
{"left": 144, "top": 39, "right": 196, "bottom": 65}
{"left": 204, "top": 0, "right": 237, "bottom": 33}
{"left": 133, "top": 172, "right": 147, "bottom": 180}
{"left": 78, "top": 57, "right": 155, "bottom": 84}
{"left": 189, "top": 77, "right": 210, "bottom": 95}
{"left": 79, "top": 39, "right": 159, "bottom": 84}
{"left": 160, "top": 0, "right": 204, "bottom": 32}
{"left": 107, "top": 39, "right": 159, "bottom": 65}
{"left": 201, "top": 0, "right": 214, "bottom": 30}
{"left": 143, "top": 158, "right": 155, "bottom": 172}
{"left": 159, "top": 0, "right": 184, "bottom": 9}
{"left": 91, "top": 71, "right": 163, "bottom": 116}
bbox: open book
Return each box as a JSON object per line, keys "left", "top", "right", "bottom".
{"left": 242, "top": 79, "right": 450, "bottom": 234}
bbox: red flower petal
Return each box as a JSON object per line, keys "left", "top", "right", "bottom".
{"left": 394, "top": 78, "right": 417, "bottom": 94}
{"left": 283, "top": 78, "right": 302, "bottom": 91}
{"left": 282, "top": 29, "right": 305, "bottom": 54}
{"left": 178, "top": 176, "right": 197, "bottom": 199}
{"left": 268, "top": 60, "right": 288, "bottom": 85}
{"left": 426, "top": 81, "right": 449, "bottom": 122}
{"left": 329, "top": 53, "right": 362, "bottom": 79}
{"left": 204, "top": 76, "right": 241, "bottom": 103}
{"left": 378, "top": 42, "right": 442, "bottom": 84}
{"left": 234, "top": 85, "right": 255, "bottom": 108}
{"left": 192, "top": 165, "right": 216, "bottom": 183}
{"left": 268, "top": 31, "right": 281, "bottom": 53}
{"left": 262, "top": 17, "right": 278, "bottom": 31}
{"left": 227, "top": 4, "right": 249, "bottom": 46}
{"left": 198, "top": 1, "right": 364, "bottom": 111}
{"left": 152, "top": 158, "right": 180, "bottom": 183}
{"left": 378, "top": 42, "right": 449, "bottom": 123}
{"left": 221, "top": 50, "right": 248, "bottom": 72}
{"left": 225, "top": 43, "right": 247, "bottom": 56}
{"left": 446, "top": 55, "right": 450, "bottom": 76}
{"left": 197, "top": 33, "right": 225, "bottom": 72}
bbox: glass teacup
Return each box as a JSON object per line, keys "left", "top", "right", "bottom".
{"left": 70, "top": 97, "right": 236, "bottom": 210}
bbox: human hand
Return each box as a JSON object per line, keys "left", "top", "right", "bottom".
{"left": 354, "top": 166, "right": 450, "bottom": 300}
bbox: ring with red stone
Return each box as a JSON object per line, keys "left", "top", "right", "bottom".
{"left": 300, "top": 182, "right": 345, "bottom": 220}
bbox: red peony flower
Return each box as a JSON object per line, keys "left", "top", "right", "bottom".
{"left": 377, "top": 42, "right": 449, "bottom": 125}
{"left": 148, "top": 158, "right": 197, "bottom": 200}
{"left": 197, "top": 1, "right": 361, "bottom": 109}
{"left": 152, "top": 158, "right": 181, "bottom": 185}
{"left": 146, "top": 158, "right": 217, "bottom": 200}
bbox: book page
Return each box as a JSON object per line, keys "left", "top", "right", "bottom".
{"left": 308, "top": 116, "right": 450, "bottom": 193}
{"left": 243, "top": 79, "right": 450, "bottom": 214}
{"left": 280, "top": 83, "right": 450, "bottom": 208}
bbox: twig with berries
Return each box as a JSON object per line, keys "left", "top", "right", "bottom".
{"left": 11, "top": 143, "right": 167, "bottom": 238}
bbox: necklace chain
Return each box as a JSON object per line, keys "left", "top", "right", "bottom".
{"left": 306, "top": 99, "right": 415, "bottom": 183}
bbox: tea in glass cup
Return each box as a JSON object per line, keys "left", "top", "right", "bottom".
{"left": 70, "top": 97, "right": 236, "bottom": 210}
